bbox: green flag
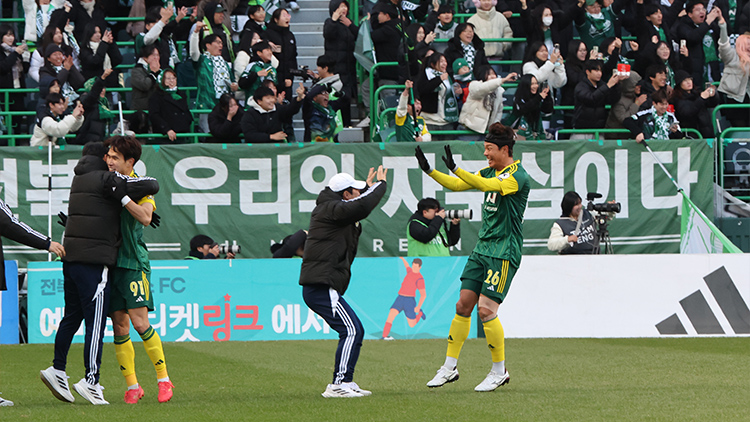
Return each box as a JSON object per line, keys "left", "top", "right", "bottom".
{"left": 354, "top": 19, "right": 376, "bottom": 72}
{"left": 680, "top": 192, "right": 742, "bottom": 253}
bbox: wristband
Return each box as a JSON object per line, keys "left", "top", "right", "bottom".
{"left": 121, "top": 195, "right": 132, "bottom": 207}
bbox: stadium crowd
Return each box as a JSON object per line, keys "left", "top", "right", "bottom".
{"left": 0, "top": 0, "right": 749, "bottom": 145}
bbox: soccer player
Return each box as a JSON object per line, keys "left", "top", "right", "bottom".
{"left": 381, "top": 257, "right": 427, "bottom": 340}
{"left": 104, "top": 136, "right": 173, "bottom": 404}
{"left": 299, "top": 167, "right": 388, "bottom": 398}
{"left": 415, "top": 123, "right": 530, "bottom": 392}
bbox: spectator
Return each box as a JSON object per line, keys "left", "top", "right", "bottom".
{"left": 29, "top": 22, "right": 77, "bottom": 83}
{"left": 186, "top": 234, "right": 236, "bottom": 259}
{"left": 130, "top": 44, "right": 162, "bottom": 111}
{"left": 671, "top": 70, "right": 718, "bottom": 138}
{"left": 313, "top": 54, "right": 351, "bottom": 126}
{"left": 561, "top": 40, "right": 588, "bottom": 129}
{"left": 598, "top": 37, "right": 637, "bottom": 78}
{"left": 78, "top": 23, "right": 122, "bottom": 87}
{"left": 405, "top": 24, "right": 435, "bottom": 77}
{"left": 265, "top": 8, "right": 298, "bottom": 98}
{"left": 572, "top": 59, "right": 624, "bottom": 139}
{"left": 30, "top": 92, "right": 84, "bottom": 147}
{"left": 737, "top": 1, "right": 750, "bottom": 34}
{"left": 417, "top": 52, "right": 459, "bottom": 136}
{"left": 238, "top": 41, "right": 277, "bottom": 101}
{"left": 635, "top": 40, "right": 690, "bottom": 87}
{"left": 304, "top": 84, "right": 340, "bottom": 142}
{"left": 22, "top": 0, "right": 63, "bottom": 42}
{"left": 522, "top": 41, "right": 567, "bottom": 91}
{"left": 407, "top": 197, "right": 460, "bottom": 257}
{"left": 459, "top": 66, "right": 515, "bottom": 135}
{"left": 394, "top": 80, "right": 431, "bottom": 142}
{"left": 270, "top": 229, "right": 307, "bottom": 258}
{"left": 520, "top": 0, "right": 578, "bottom": 58}
{"left": 149, "top": 68, "right": 193, "bottom": 143}
{"left": 67, "top": 0, "right": 107, "bottom": 42}
{"left": 74, "top": 69, "right": 115, "bottom": 145}
{"left": 39, "top": 44, "right": 85, "bottom": 104}
{"left": 199, "top": 2, "right": 235, "bottom": 63}
{"left": 241, "top": 84, "right": 304, "bottom": 143}
{"left": 135, "top": 6, "right": 186, "bottom": 70}
{"left": 637, "top": 64, "right": 669, "bottom": 110}
{"left": 452, "top": 58, "right": 473, "bottom": 110}
{"left": 208, "top": 93, "right": 244, "bottom": 143}
{"left": 634, "top": 2, "right": 677, "bottom": 64}
{"left": 717, "top": 14, "right": 750, "bottom": 127}
{"left": 573, "top": 0, "right": 619, "bottom": 50}
{"left": 234, "top": 31, "right": 278, "bottom": 104}
{"left": 674, "top": 0, "right": 721, "bottom": 87}
{"left": 604, "top": 72, "right": 646, "bottom": 138}
{"left": 370, "top": 4, "right": 405, "bottom": 83}
{"left": 0, "top": 25, "right": 30, "bottom": 139}
{"left": 502, "top": 73, "right": 553, "bottom": 140}
{"left": 424, "top": 4, "right": 457, "bottom": 53}
{"left": 444, "top": 23, "right": 489, "bottom": 79}
{"left": 324, "top": 0, "right": 358, "bottom": 105}
{"left": 191, "top": 25, "right": 239, "bottom": 133}
{"left": 467, "top": 0, "right": 513, "bottom": 61}
{"left": 624, "top": 89, "right": 683, "bottom": 141}
{"left": 239, "top": 4, "right": 267, "bottom": 48}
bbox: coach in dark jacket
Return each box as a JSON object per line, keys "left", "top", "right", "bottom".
{"left": 298, "top": 169, "right": 388, "bottom": 397}
{"left": 241, "top": 85, "right": 303, "bottom": 143}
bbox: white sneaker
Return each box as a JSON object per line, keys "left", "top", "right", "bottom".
{"left": 355, "top": 117, "right": 370, "bottom": 128}
{"left": 288, "top": 1, "right": 300, "bottom": 11}
{"left": 73, "top": 379, "right": 109, "bottom": 405}
{"left": 341, "top": 382, "right": 372, "bottom": 396}
{"left": 426, "top": 366, "right": 459, "bottom": 387}
{"left": 0, "top": 396, "right": 13, "bottom": 406}
{"left": 382, "top": 336, "right": 395, "bottom": 341}
{"left": 321, "top": 384, "right": 364, "bottom": 398}
{"left": 40, "top": 366, "right": 75, "bottom": 403}
{"left": 474, "top": 369, "right": 510, "bottom": 392}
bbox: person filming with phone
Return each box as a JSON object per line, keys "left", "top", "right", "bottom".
{"left": 407, "top": 198, "right": 461, "bottom": 257}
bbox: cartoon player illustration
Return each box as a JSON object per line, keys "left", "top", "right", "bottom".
{"left": 381, "top": 257, "right": 427, "bottom": 340}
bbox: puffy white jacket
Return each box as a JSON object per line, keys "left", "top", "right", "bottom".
{"left": 523, "top": 60, "right": 567, "bottom": 89}
{"left": 717, "top": 22, "right": 750, "bottom": 103}
{"left": 458, "top": 77, "right": 506, "bottom": 133}
{"left": 30, "top": 114, "right": 84, "bottom": 146}
{"left": 467, "top": 9, "right": 513, "bottom": 58}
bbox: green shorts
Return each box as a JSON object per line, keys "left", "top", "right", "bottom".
{"left": 108, "top": 268, "right": 154, "bottom": 314}
{"left": 460, "top": 252, "right": 517, "bottom": 304}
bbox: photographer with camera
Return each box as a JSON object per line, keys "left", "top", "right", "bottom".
{"left": 547, "top": 191, "right": 596, "bottom": 254}
{"left": 186, "top": 234, "right": 236, "bottom": 259}
{"left": 407, "top": 198, "right": 461, "bottom": 257}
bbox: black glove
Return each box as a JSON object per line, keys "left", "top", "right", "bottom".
{"left": 57, "top": 212, "right": 67, "bottom": 227}
{"left": 415, "top": 146, "right": 432, "bottom": 173}
{"left": 150, "top": 212, "right": 161, "bottom": 229}
{"left": 105, "top": 174, "right": 128, "bottom": 203}
{"left": 442, "top": 144, "right": 457, "bottom": 172}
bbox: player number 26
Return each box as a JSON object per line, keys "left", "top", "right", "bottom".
{"left": 484, "top": 270, "right": 500, "bottom": 286}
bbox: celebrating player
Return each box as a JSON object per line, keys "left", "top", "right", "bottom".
{"left": 415, "top": 123, "right": 530, "bottom": 392}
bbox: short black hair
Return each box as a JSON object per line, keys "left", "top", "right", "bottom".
{"left": 46, "top": 92, "right": 64, "bottom": 106}
{"left": 417, "top": 197, "right": 440, "bottom": 212}
{"left": 645, "top": 64, "right": 667, "bottom": 80}
{"left": 437, "top": 4, "right": 453, "bottom": 15}
{"left": 247, "top": 4, "right": 264, "bottom": 16}
{"left": 643, "top": 3, "right": 660, "bottom": 17}
{"left": 145, "top": 6, "right": 162, "bottom": 25}
{"left": 202, "top": 33, "right": 221, "bottom": 50}
{"left": 584, "top": 59, "right": 603, "bottom": 72}
{"left": 139, "top": 43, "right": 158, "bottom": 59}
{"left": 82, "top": 141, "right": 108, "bottom": 158}
{"left": 686, "top": 0, "right": 706, "bottom": 14}
{"left": 252, "top": 41, "right": 271, "bottom": 54}
{"left": 652, "top": 88, "right": 670, "bottom": 104}
{"left": 561, "top": 191, "right": 582, "bottom": 217}
{"left": 316, "top": 54, "right": 336, "bottom": 71}
{"left": 253, "top": 85, "right": 276, "bottom": 102}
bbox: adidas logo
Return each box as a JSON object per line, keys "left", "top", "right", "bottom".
{"left": 657, "top": 266, "right": 750, "bottom": 335}
{"left": 487, "top": 285, "right": 495, "bottom": 291}
{"left": 136, "top": 297, "right": 144, "bottom": 302}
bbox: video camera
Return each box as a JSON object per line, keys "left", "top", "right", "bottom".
{"left": 586, "top": 192, "right": 621, "bottom": 214}
{"left": 289, "top": 65, "right": 315, "bottom": 82}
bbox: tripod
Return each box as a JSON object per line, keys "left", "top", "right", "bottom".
{"left": 591, "top": 213, "right": 613, "bottom": 255}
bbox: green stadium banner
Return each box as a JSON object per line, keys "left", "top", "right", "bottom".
{"left": 0, "top": 139, "right": 713, "bottom": 266}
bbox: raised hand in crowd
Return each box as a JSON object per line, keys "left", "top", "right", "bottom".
{"left": 63, "top": 54, "right": 73, "bottom": 70}
{"left": 425, "top": 31, "right": 436, "bottom": 44}
{"left": 177, "top": 6, "right": 189, "bottom": 21}
{"left": 102, "top": 29, "right": 113, "bottom": 44}
{"left": 72, "top": 102, "right": 84, "bottom": 118}
{"left": 102, "top": 68, "right": 113, "bottom": 79}
{"left": 195, "top": 21, "right": 205, "bottom": 33}
{"left": 540, "top": 85, "right": 550, "bottom": 99}
{"left": 502, "top": 72, "right": 518, "bottom": 83}
{"left": 161, "top": 5, "right": 173, "bottom": 23}
{"left": 295, "top": 82, "right": 306, "bottom": 100}
{"left": 15, "top": 42, "right": 28, "bottom": 55}
{"left": 716, "top": 7, "right": 725, "bottom": 24}
{"left": 706, "top": 7, "right": 720, "bottom": 25}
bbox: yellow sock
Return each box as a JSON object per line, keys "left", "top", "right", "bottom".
{"left": 114, "top": 334, "right": 138, "bottom": 387}
{"left": 139, "top": 326, "right": 168, "bottom": 380}
{"left": 446, "top": 314, "right": 472, "bottom": 360}
{"left": 482, "top": 316, "right": 505, "bottom": 363}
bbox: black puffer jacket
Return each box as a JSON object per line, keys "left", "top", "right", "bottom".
{"left": 323, "top": 0, "right": 358, "bottom": 95}
{"left": 0, "top": 199, "right": 50, "bottom": 290}
{"left": 64, "top": 155, "right": 159, "bottom": 266}
{"left": 573, "top": 78, "right": 620, "bottom": 129}
{"left": 265, "top": 20, "right": 298, "bottom": 86}
{"left": 299, "top": 181, "right": 388, "bottom": 295}
{"left": 443, "top": 35, "right": 489, "bottom": 79}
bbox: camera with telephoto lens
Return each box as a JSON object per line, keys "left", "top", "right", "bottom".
{"left": 445, "top": 209, "right": 473, "bottom": 219}
{"left": 289, "top": 65, "right": 314, "bottom": 82}
{"left": 586, "top": 192, "right": 621, "bottom": 213}
{"left": 219, "top": 240, "right": 241, "bottom": 255}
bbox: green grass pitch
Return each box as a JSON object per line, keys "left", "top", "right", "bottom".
{"left": 1, "top": 337, "right": 748, "bottom": 421}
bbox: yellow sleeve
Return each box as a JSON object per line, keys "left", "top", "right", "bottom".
{"left": 395, "top": 113, "right": 407, "bottom": 127}
{"left": 427, "top": 169, "right": 474, "bottom": 191}
{"left": 138, "top": 195, "right": 156, "bottom": 211}
{"left": 453, "top": 167, "right": 519, "bottom": 195}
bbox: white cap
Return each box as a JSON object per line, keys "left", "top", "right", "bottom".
{"left": 327, "top": 173, "right": 367, "bottom": 192}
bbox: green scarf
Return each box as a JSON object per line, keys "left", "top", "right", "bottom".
{"left": 653, "top": 109, "right": 671, "bottom": 139}
{"left": 98, "top": 96, "right": 115, "bottom": 120}
{"left": 202, "top": 17, "right": 235, "bottom": 62}
{"left": 311, "top": 102, "right": 342, "bottom": 142}
{"left": 163, "top": 85, "right": 183, "bottom": 101}
{"left": 703, "top": 30, "right": 719, "bottom": 63}
{"left": 664, "top": 61, "right": 674, "bottom": 86}
{"left": 426, "top": 68, "right": 458, "bottom": 123}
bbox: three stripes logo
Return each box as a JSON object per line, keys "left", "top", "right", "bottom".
{"left": 656, "top": 266, "right": 750, "bottom": 335}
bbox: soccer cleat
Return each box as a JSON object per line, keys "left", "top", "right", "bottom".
{"left": 321, "top": 384, "right": 364, "bottom": 398}
{"left": 341, "top": 382, "right": 372, "bottom": 396}
{"left": 157, "top": 381, "right": 174, "bottom": 403}
{"left": 0, "top": 396, "right": 13, "bottom": 406}
{"left": 124, "top": 385, "right": 145, "bottom": 404}
{"left": 474, "top": 369, "right": 510, "bottom": 392}
{"left": 426, "top": 366, "right": 459, "bottom": 388}
{"left": 73, "top": 379, "right": 109, "bottom": 405}
{"left": 40, "top": 366, "right": 75, "bottom": 403}
{"left": 288, "top": 1, "right": 300, "bottom": 10}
